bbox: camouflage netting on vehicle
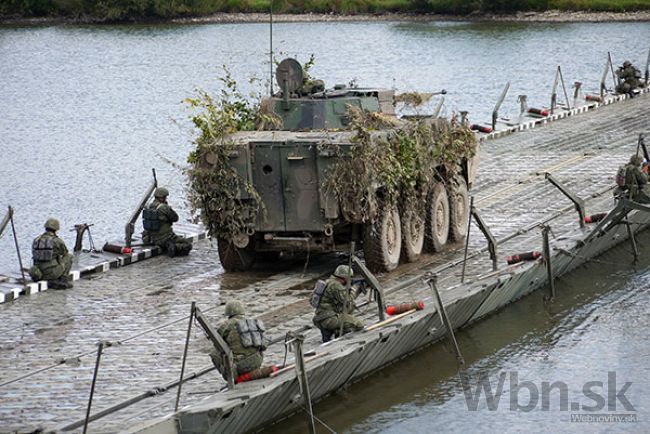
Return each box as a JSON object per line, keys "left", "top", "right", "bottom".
{"left": 321, "top": 106, "right": 478, "bottom": 223}
{"left": 394, "top": 92, "right": 433, "bottom": 107}
{"left": 186, "top": 69, "right": 477, "bottom": 237}
{"left": 185, "top": 71, "right": 280, "bottom": 239}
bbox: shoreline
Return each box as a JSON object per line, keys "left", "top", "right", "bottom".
{"left": 2, "top": 10, "right": 650, "bottom": 26}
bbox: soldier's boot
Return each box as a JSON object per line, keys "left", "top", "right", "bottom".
{"left": 320, "top": 328, "right": 336, "bottom": 343}
{"left": 59, "top": 275, "right": 73, "bottom": 289}
{"left": 28, "top": 266, "right": 43, "bottom": 282}
{"left": 49, "top": 278, "right": 72, "bottom": 290}
{"left": 166, "top": 240, "right": 177, "bottom": 257}
{"left": 175, "top": 242, "right": 192, "bottom": 257}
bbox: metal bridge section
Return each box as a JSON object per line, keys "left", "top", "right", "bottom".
{"left": 0, "top": 73, "right": 649, "bottom": 434}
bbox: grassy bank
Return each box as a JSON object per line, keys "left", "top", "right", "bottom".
{"left": 2, "top": 0, "right": 650, "bottom": 22}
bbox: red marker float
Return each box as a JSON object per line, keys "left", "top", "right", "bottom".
{"left": 528, "top": 108, "right": 549, "bottom": 116}
{"left": 585, "top": 94, "right": 603, "bottom": 102}
{"left": 386, "top": 301, "right": 425, "bottom": 316}
{"left": 103, "top": 243, "right": 133, "bottom": 254}
{"left": 506, "top": 251, "right": 542, "bottom": 265}
{"left": 584, "top": 213, "right": 607, "bottom": 223}
{"left": 470, "top": 124, "right": 493, "bottom": 133}
{"left": 236, "top": 365, "right": 279, "bottom": 384}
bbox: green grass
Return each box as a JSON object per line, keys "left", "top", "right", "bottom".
{"left": 549, "top": 0, "right": 650, "bottom": 11}
{"left": 2, "top": 0, "right": 649, "bottom": 21}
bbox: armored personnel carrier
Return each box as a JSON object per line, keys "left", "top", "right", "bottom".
{"left": 191, "top": 59, "right": 479, "bottom": 273}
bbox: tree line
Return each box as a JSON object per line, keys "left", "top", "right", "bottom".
{"left": 2, "top": 0, "right": 649, "bottom": 21}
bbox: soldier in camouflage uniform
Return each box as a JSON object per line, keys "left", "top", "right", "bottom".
{"left": 28, "top": 218, "right": 73, "bottom": 289}
{"left": 616, "top": 60, "right": 642, "bottom": 97}
{"left": 210, "top": 301, "right": 265, "bottom": 380}
{"left": 622, "top": 154, "right": 650, "bottom": 203}
{"left": 313, "top": 265, "right": 364, "bottom": 342}
{"left": 142, "top": 187, "right": 193, "bottom": 257}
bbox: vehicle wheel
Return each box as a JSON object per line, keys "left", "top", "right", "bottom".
{"left": 401, "top": 209, "right": 425, "bottom": 262}
{"left": 424, "top": 182, "right": 450, "bottom": 253}
{"left": 217, "top": 237, "right": 256, "bottom": 271}
{"left": 257, "top": 251, "right": 280, "bottom": 262}
{"left": 448, "top": 176, "right": 470, "bottom": 243}
{"left": 363, "top": 205, "right": 402, "bottom": 273}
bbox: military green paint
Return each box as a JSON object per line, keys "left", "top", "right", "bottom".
{"left": 252, "top": 144, "right": 286, "bottom": 231}
{"left": 281, "top": 145, "right": 321, "bottom": 231}
{"left": 269, "top": 90, "right": 384, "bottom": 130}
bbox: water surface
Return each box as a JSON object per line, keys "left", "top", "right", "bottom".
{"left": 267, "top": 233, "right": 650, "bottom": 433}
{"left": 1, "top": 21, "right": 649, "bottom": 270}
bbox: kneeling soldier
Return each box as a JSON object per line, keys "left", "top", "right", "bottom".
{"left": 142, "top": 187, "right": 193, "bottom": 257}
{"left": 623, "top": 154, "right": 650, "bottom": 203}
{"left": 616, "top": 60, "right": 642, "bottom": 97}
{"left": 312, "top": 264, "right": 364, "bottom": 342}
{"left": 210, "top": 301, "right": 265, "bottom": 380}
{"left": 29, "top": 218, "right": 73, "bottom": 289}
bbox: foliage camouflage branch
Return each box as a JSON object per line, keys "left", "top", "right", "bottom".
{"left": 186, "top": 67, "right": 476, "bottom": 238}
{"left": 185, "top": 68, "right": 279, "bottom": 239}
{"left": 322, "top": 106, "right": 477, "bottom": 223}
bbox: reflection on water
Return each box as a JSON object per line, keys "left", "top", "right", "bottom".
{"left": 266, "top": 232, "right": 650, "bottom": 433}
{"left": 1, "top": 19, "right": 650, "bottom": 432}
{"left": 1, "top": 21, "right": 649, "bottom": 271}
{"left": 394, "top": 20, "right": 534, "bottom": 34}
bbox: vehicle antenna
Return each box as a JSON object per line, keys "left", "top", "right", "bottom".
{"left": 269, "top": 0, "right": 274, "bottom": 96}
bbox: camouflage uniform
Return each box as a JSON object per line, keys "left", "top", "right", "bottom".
{"left": 616, "top": 61, "right": 642, "bottom": 95}
{"left": 313, "top": 271, "right": 364, "bottom": 339}
{"left": 623, "top": 155, "right": 650, "bottom": 203}
{"left": 29, "top": 219, "right": 73, "bottom": 288}
{"left": 210, "top": 302, "right": 264, "bottom": 379}
{"left": 142, "top": 188, "right": 192, "bottom": 256}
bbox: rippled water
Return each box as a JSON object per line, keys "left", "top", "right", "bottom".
{"left": 1, "top": 19, "right": 650, "bottom": 433}
{"left": 1, "top": 21, "right": 650, "bottom": 271}
{"left": 267, "top": 232, "right": 650, "bottom": 433}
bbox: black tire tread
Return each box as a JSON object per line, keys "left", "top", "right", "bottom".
{"left": 401, "top": 210, "right": 425, "bottom": 263}
{"left": 424, "top": 182, "right": 450, "bottom": 253}
{"left": 217, "top": 237, "right": 256, "bottom": 272}
{"left": 448, "top": 176, "right": 470, "bottom": 243}
{"left": 363, "top": 206, "right": 401, "bottom": 273}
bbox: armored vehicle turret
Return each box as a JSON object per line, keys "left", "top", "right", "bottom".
{"left": 192, "top": 59, "right": 479, "bottom": 273}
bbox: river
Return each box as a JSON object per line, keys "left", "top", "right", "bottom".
{"left": 267, "top": 231, "right": 650, "bottom": 433}
{"left": 1, "top": 19, "right": 649, "bottom": 432}
{"left": 1, "top": 21, "right": 650, "bottom": 272}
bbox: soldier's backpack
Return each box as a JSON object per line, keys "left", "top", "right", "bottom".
{"left": 309, "top": 279, "right": 328, "bottom": 308}
{"left": 142, "top": 206, "right": 161, "bottom": 231}
{"left": 32, "top": 235, "right": 54, "bottom": 262}
{"left": 236, "top": 319, "right": 266, "bottom": 349}
{"left": 615, "top": 165, "right": 627, "bottom": 188}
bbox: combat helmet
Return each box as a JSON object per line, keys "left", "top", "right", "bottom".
{"left": 154, "top": 187, "right": 169, "bottom": 198}
{"left": 333, "top": 265, "right": 354, "bottom": 280}
{"left": 44, "top": 218, "right": 60, "bottom": 231}
{"left": 623, "top": 60, "right": 632, "bottom": 68}
{"left": 630, "top": 154, "right": 643, "bottom": 165}
{"left": 225, "top": 300, "right": 245, "bottom": 318}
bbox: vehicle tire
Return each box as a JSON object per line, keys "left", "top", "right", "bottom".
{"left": 424, "top": 182, "right": 450, "bottom": 253}
{"left": 217, "top": 237, "right": 256, "bottom": 272}
{"left": 257, "top": 251, "right": 281, "bottom": 262}
{"left": 448, "top": 176, "right": 470, "bottom": 243}
{"left": 363, "top": 205, "right": 402, "bottom": 273}
{"left": 401, "top": 209, "right": 425, "bottom": 262}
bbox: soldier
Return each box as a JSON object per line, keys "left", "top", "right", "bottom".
{"left": 28, "top": 218, "right": 73, "bottom": 289}
{"left": 142, "top": 187, "right": 192, "bottom": 257}
{"left": 621, "top": 154, "right": 650, "bottom": 203}
{"left": 312, "top": 265, "right": 364, "bottom": 342}
{"left": 210, "top": 301, "right": 265, "bottom": 380}
{"left": 616, "top": 60, "right": 642, "bottom": 97}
